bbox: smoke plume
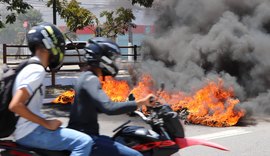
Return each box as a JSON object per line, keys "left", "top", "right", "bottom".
{"left": 135, "top": 0, "right": 270, "bottom": 117}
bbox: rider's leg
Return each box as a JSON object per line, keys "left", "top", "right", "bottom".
{"left": 16, "top": 126, "right": 93, "bottom": 156}
{"left": 91, "top": 135, "right": 143, "bottom": 156}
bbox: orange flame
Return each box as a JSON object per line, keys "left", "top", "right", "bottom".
{"left": 100, "top": 76, "right": 131, "bottom": 102}
{"left": 51, "top": 75, "right": 245, "bottom": 127}
{"left": 169, "top": 80, "right": 244, "bottom": 127}
{"left": 101, "top": 75, "right": 245, "bottom": 127}
{"left": 52, "top": 89, "right": 75, "bottom": 104}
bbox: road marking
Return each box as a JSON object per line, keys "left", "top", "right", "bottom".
{"left": 190, "top": 129, "right": 252, "bottom": 140}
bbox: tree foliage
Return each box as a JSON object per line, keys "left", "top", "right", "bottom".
{"left": 2, "top": 0, "right": 155, "bottom": 39}
{"left": 47, "top": 0, "right": 96, "bottom": 32}
{"left": 47, "top": 0, "right": 136, "bottom": 38}
{"left": 130, "top": 0, "right": 154, "bottom": 8}
{"left": 99, "top": 7, "right": 135, "bottom": 38}
{"left": 0, "top": 0, "right": 32, "bottom": 28}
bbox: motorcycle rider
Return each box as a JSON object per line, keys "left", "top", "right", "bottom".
{"left": 9, "top": 22, "right": 93, "bottom": 156}
{"left": 67, "top": 37, "right": 155, "bottom": 156}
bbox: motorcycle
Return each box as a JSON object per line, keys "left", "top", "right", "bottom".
{"left": 112, "top": 103, "right": 229, "bottom": 156}
{"left": 0, "top": 100, "right": 229, "bottom": 156}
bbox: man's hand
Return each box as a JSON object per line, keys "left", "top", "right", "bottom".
{"left": 136, "top": 94, "right": 157, "bottom": 108}
{"left": 44, "top": 119, "right": 62, "bottom": 130}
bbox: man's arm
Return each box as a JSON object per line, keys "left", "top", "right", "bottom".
{"left": 9, "top": 87, "right": 62, "bottom": 130}
{"left": 82, "top": 74, "right": 155, "bottom": 115}
{"left": 9, "top": 64, "right": 62, "bottom": 130}
{"left": 82, "top": 75, "right": 137, "bottom": 115}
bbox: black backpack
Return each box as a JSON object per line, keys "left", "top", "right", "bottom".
{"left": 0, "top": 60, "right": 42, "bottom": 138}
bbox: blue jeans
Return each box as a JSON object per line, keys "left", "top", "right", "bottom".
{"left": 16, "top": 126, "right": 93, "bottom": 156}
{"left": 90, "top": 135, "right": 143, "bottom": 156}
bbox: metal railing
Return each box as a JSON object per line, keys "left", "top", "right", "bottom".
{"left": 2, "top": 44, "right": 141, "bottom": 85}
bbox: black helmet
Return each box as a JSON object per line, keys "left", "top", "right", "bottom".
{"left": 27, "top": 22, "right": 65, "bottom": 71}
{"left": 84, "top": 37, "right": 121, "bottom": 77}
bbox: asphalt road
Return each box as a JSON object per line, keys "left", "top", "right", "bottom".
{"left": 49, "top": 107, "right": 270, "bottom": 156}
{"left": 100, "top": 115, "right": 270, "bottom": 156}
{"left": 177, "top": 117, "right": 270, "bottom": 156}
{"left": 42, "top": 72, "right": 270, "bottom": 156}
{"left": 2, "top": 104, "right": 270, "bottom": 156}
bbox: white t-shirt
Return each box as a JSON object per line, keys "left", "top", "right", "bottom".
{"left": 12, "top": 57, "right": 46, "bottom": 140}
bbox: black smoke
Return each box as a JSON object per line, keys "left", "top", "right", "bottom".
{"left": 135, "top": 0, "right": 270, "bottom": 117}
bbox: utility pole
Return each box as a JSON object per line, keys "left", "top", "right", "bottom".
{"left": 53, "top": 0, "right": 57, "bottom": 25}
{"left": 128, "top": 23, "right": 134, "bottom": 62}
{"left": 128, "top": 23, "right": 133, "bottom": 44}
{"left": 52, "top": 0, "right": 57, "bottom": 86}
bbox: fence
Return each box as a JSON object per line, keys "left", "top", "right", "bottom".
{"left": 2, "top": 44, "right": 141, "bottom": 85}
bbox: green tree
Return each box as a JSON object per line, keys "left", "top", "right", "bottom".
{"left": 99, "top": 7, "right": 135, "bottom": 39}
{"left": 47, "top": 0, "right": 136, "bottom": 39}
{"left": 0, "top": 0, "right": 32, "bottom": 28}
{"left": 47, "top": 0, "right": 96, "bottom": 32}
{"left": 130, "top": 0, "right": 154, "bottom": 8}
